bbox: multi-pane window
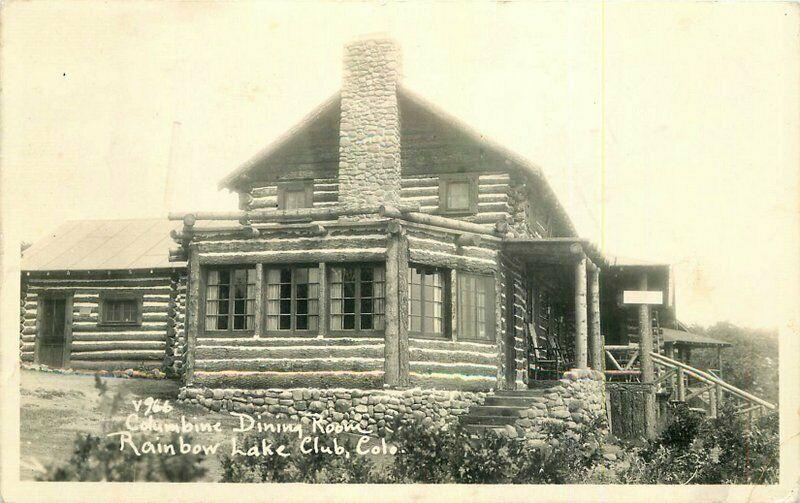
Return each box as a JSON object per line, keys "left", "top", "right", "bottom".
{"left": 265, "top": 266, "right": 320, "bottom": 333}
{"left": 205, "top": 268, "right": 256, "bottom": 332}
{"left": 101, "top": 298, "right": 140, "bottom": 325}
{"left": 330, "top": 265, "right": 385, "bottom": 333}
{"left": 458, "top": 272, "right": 496, "bottom": 342}
{"left": 408, "top": 265, "right": 447, "bottom": 338}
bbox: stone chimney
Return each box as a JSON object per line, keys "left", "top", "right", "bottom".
{"left": 338, "top": 36, "right": 402, "bottom": 209}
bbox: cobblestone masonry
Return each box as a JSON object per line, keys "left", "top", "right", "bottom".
{"left": 338, "top": 37, "right": 403, "bottom": 209}
{"left": 511, "top": 370, "right": 608, "bottom": 449}
{"left": 179, "top": 387, "right": 487, "bottom": 435}
{"left": 179, "top": 371, "right": 607, "bottom": 442}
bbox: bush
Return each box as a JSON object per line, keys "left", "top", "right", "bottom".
{"left": 37, "top": 432, "right": 207, "bottom": 482}
{"left": 635, "top": 404, "right": 779, "bottom": 484}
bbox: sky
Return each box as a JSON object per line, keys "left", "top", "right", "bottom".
{"left": 1, "top": 1, "right": 798, "bottom": 330}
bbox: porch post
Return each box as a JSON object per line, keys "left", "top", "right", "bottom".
{"left": 573, "top": 255, "right": 588, "bottom": 369}
{"left": 384, "top": 221, "right": 409, "bottom": 387}
{"left": 638, "top": 271, "right": 657, "bottom": 439}
{"left": 588, "top": 263, "right": 603, "bottom": 371}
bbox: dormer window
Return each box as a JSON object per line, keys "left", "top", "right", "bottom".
{"left": 277, "top": 181, "right": 313, "bottom": 210}
{"left": 438, "top": 174, "right": 478, "bottom": 215}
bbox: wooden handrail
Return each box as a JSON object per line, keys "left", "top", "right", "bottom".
{"left": 651, "top": 352, "right": 776, "bottom": 411}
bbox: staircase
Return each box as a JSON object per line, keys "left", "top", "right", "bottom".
{"left": 460, "top": 382, "right": 559, "bottom": 436}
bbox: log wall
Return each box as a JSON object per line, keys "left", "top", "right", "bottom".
{"left": 20, "top": 273, "right": 181, "bottom": 371}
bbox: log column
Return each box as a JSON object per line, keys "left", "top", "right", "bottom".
{"left": 638, "top": 271, "right": 657, "bottom": 439}
{"left": 185, "top": 246, "right": 202, "bottom": 385}
{"left": 588, "top": 263, "right": 603, "bottom": 371}
{"left": 573, "top": 255, "right": 588, "bottom": 370}
{"left": 384, "top": 221, "right": 409, "bottom": 387}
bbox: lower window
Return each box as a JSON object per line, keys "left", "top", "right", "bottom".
{"left": 458, "top": 272, "right": 496, "bottom": 342}
{"left": 99, "top": 294, "right": 142, "bottom": 326}
{"left": 205, "top": 267, "right": 256, "bottom": 333}
{"left": 265, "top": 265, "right": 320, "bottom": 333}
{"left": 330, "top": 264, "right": 385, "bottom": 333}
{"left": 408, "top": 265, "right": 448, "bottom": 338}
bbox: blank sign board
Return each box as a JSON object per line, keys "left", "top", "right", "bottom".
{"left": 623, "top": 290, "right": 663, "bottom": 305}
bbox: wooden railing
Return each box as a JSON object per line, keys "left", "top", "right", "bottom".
{"left": 650, "top": 352, "right": 776, "bottom": 421}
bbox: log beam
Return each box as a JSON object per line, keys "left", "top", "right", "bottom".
{"left": 573, "top": 256, "right": 588, "bottom": 369}
{"left": 588, "top": 265, "right": 603, "bottom": 371}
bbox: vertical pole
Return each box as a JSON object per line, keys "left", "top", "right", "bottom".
{"left": 709, "top": 387, "right": 718, "bottom": 418}
{"left": 185, "top": 247, "right": 201, "bottom": 385}
{"left": 676, "top": 368, "right": 686, "bottom": 401}
{"left": 716, "top": 347, "right": 723, "bottom": 380}
{"left": 384, "top": 228, "right": 401, "bottom": 387}
{"left": 638, "top": 271, "right": 657, "bottom": 439}
{"left": 254, "top": 263, "right": 264, "bottom": 338}
{"left": 573, "top": 256, "right": 588, "bottom": 369}
{"left": 588, "top": 264, "right": 603, "bottom": 371}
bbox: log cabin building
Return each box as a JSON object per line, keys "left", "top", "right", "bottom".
{"left": 20, "top": 219, "right": 187, "bottom": 375}
{"left": 20, "top": 37, "right": 772, "bottom": 439}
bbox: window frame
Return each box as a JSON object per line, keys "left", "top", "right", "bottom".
{"left": 98, "top": 291, "right": 143, "bottom": 327}
{"left": 277, "top": 180, "right": 314, "bottom": 210}
{"left": 263, "top": 264, "right": 320, "bottom": 336}
{"left": 457, "top": 271, "right": 497, "bottom": 343}
{"left": 438, "top": 173, "right": 479, "bottom": 215}
{"left": 203, "top": 265, "right": 257, "bottom": 335}
{"left": 327, "top": 263, "right": 386, "bottom": 338}
{"left": 407, "top": 264, "right": 451, "bottom": 340}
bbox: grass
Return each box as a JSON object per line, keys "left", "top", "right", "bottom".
{"left": 19, "top": 369, "right": 241, "bottom": 481}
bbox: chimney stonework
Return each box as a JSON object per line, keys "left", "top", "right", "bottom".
{"left": 338, "top": 38, "right": 403, "bottom": 209}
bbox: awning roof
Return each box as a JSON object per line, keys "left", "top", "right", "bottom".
{"left": 22, "top": 219, "right": 183, "bottom": 272}
{"left": 662, "top": 328, "right": 732, "bottom": 348}
{"left": 503, "top": 238, "right": 607, "bottom": 268}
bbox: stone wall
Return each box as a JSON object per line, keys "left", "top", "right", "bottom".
{"left": 338, "top": 37, "right": 403, "bottom": 209}
{"left": 510, "top": 370, "right": 608, "bottom": 447}
{"left": 179, "top": 386, "right": 487, "bottom": 435}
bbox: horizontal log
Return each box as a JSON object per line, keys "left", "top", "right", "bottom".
{"left": 380, "top": 206, "right": 500, "bottom": 237}
{"left": 198, "top": 249, "right": 386, "bottom": 265}
{"left": 401, "top": 177, "right": 438, "bottom": 188}
{"left": 72, "top": 323, "right": 168, "bottom": 333}
{"left": 194, "top": 357, "right": 384, "bottom": 373}
{"left": 408, "top": 248, "right": 497, "bottom": 273}
{"left": 191, "top": 370, "right": 385, "bottom": 389}
{"left": 72, "top": 332, "right": 167, "bottom": 342}
{"left": 169, "top": 211, "right": 246, "bottom": 221}
{"left": 408, "top": 372, "right": 496, "bottom": 391}
{"left": 409, "top": 361, "right": 496, "bottom": 376}
{"left": 249, "top": 196, "right": 278, "bottom": 209}
{"left": 70, "top": 350, "right": 165, "bottom": 361}
{"left": 250, "top": 186, "right": 278, "bottom": 198}
{"left": 408, "top": 347, "right": 497, "bottom": 366}
{"left": 195, "top": 234, "right": 386, "bottom": 255}
{"left": 197, "top": 337, "right": 384, "bottom": 347}
{"left": 27, "top": 286, "right": 172, "bottom": 294}
{"left": 195, "top": 344, "right": 384, "bottom": 360}
{"left": 408, "top": 338, "right": 498, "bottom": 353}
{"left": 26, "top": 277, "right": 171, "bottom": 286}
{"left": 21, "top": 354, "right": 34, "bottom": 362}
{"left": 70, "top": 341, "right": 167, "bottom": 352}
{"left": 67, "top": 360, "right": 164, "bottom": 371}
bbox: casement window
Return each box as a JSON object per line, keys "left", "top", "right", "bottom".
{"left": 438, "top": 174, "right": 478, "bottom": 215}
{"left": 457, "top": 272, "right": 496, "bottom": 342}
{"left": 408, "top": 265, "right": 449, "bottom": 338}
{"left": 329, "top": 264, "right": 385, "bottom": 333}
{"left": 265, "top": 265, "right": 320, "bottom": 333}
{"left": 205, "top": 267, "right": 256, "bottom": 333}
{"left": 99, "top": 293, "right": 142, "bottom": 326}
{"left": 277, "top": 180, "right": 313, "bottom": 210}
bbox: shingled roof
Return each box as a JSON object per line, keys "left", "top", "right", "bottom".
{"left": 21, "top": 219, "right": 183, "bottom": 272}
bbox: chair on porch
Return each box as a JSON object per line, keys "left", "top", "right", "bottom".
{"left": 527, "top": 321, "right": 573, "bottom": 381}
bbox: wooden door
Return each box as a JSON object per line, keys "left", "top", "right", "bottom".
{"left": 37, "top": 297, "right": 72, "bottom": 368}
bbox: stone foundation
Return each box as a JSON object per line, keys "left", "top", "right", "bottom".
{"left": 511, "top": 370, "right": 608, "bottom": 445}
{"left": 179, "top": 386, "right": 487, "bottom": 435}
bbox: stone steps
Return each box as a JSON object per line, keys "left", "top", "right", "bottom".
{"left": 460, "top": 386, "right": 559, "bottom": 434}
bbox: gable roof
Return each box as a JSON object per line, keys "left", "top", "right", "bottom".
{"left": 21, "top": 219, "right": 183, "bottom": 272}
{"left": 217, "top": 87, "right": 577, "bottom": 237}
